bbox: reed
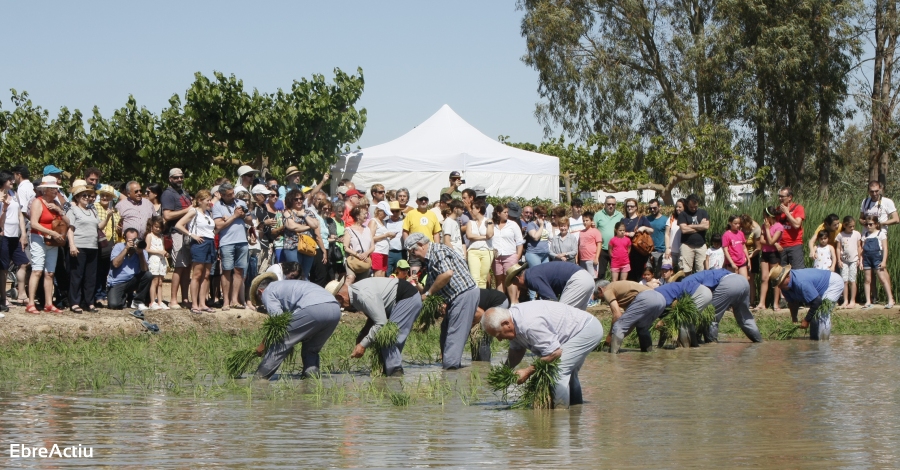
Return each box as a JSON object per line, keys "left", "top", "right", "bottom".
{"left": 416, "top": 295, "right": 446, "bottom": 332}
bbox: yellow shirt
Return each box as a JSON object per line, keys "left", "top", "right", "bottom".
{"left": 403, "top": 209, "right": 441, "bottom": 238}
{"left": 813, "top": 222, "right": 842, "bottom": 248}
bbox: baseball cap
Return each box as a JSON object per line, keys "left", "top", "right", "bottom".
{"left": 251, "top": 184, "right": 273, "bottom": 195}
{"left": 396, "top": 259, "right": 410, "bottom": 269}
{"left": 471, "top": 185, "right": 487, "bottom": 198}
{"left": 506, "top": 201, "right": 522, "bottom": 218}
{"left": 237, "top": 165, "right": 258, "bottom": 177}
{"left": 416, "top": 190, "right": 429, "bottom": 200}
{"left": 661, "top": 263, "right": 673, "bottom": 270}
{"left": 345, "top": 189, "right": 363, "bottom": 198}
{"left": 43, "top": 165, "right": 63, "bottom": 176}
{"left": 449, "top": 171, "right": 462, "bottom": 179}
{"left": 169, "top": 168, "right": 184, "bottom": 177}
{"left": 337, "top": 185, "right": 349, "bottom": 195}
{"left": 376, "top": 201, "right": 393, "bottom": 216}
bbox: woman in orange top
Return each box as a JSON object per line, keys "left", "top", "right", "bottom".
{"left": 27, "top": 176, "right": 70, "bottom": 314}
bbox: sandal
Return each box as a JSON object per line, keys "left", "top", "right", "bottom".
{"left": 44, "top": 305, "right": 63, "bottom": 314}
{"left": 87, "top": 305, "right": 99, "bottom": 313}
{"left": 221, "top": 306, "right": 230, "bottom": 311}
{"left": 201, "top": 307, "right": 215, "bottom": 312}
{"left": 862, "top": 304, "right": 874, "bottom": 310}
{"left": 233, "top": 304, "right": 247, "bottom": 309}
{"left": 885, "top": 303, "right": 895, "bottom": 309}
{"left": 25, "top": 304, "right": 39, "bottom": 315}
{"left": 190, "top": 308, "right": 203, "bottom": 315}
{"left": 71, "top": 306, "right": 83, "bottom": 314}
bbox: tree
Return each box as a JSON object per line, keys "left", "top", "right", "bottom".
{"left": 865, "top": 0, "right": 900, "bottom": 186}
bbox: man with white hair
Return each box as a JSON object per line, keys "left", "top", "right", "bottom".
{"left": 481, "top": 300, "right": 604, "bottom": 408}
{"left": 405, "top": 231, "right": 479, "bottom": 369}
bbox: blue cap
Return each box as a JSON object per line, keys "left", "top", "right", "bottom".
{"left": 43, "top": 165, "right": 63, "bottom": 175}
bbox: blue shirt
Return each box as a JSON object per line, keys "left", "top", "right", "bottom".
{"left": 212, "top": 199, "right": 249, "bottom": 246}
{"left": 781, "top": 268, "right": 832, "bottom": 305}
{"left": 107, "top": 242, "right": 149, "bottom": 287}
{"left": 524, "top": 262, "right": 583, "bottom": 301}
{"left": 648, "top": 214, "right": 668, "bottom": 252}
{"left": 681, "top": 269, "right": 731, "bottom": 293}
{"left": 654, "top": 281, "right": 699, "bottom": 305}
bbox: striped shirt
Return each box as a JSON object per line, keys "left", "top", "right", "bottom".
{"left": 426, "top": 241, "right": 476, "bottom": 302}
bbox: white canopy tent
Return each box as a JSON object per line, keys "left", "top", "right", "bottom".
{"left": 332, "top": 105, "right": 559, "bottom": 202}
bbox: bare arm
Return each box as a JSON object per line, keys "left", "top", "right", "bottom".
{"left": 425, "top": 270, "right": 454, "bottom": 296}
{"left": 175, "top": 210, "right": 202, "bottom": 242}
{"left": 886, "top": 211, "right": 900, "bottom": 227}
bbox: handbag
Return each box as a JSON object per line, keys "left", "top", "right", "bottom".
{"left": 346, "top": 228, "right": 372, "bottom": 274}
{"left": 292, "top": 211, "right": 318, "bottom": 256}
{"left": 632, "top": 230, "right": 654, "bottom": 256}
{"left": 41, "top": 200, "right": 68, "bottom": 247}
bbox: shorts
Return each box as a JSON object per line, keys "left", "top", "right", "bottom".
{"left": 371, "top": 252, "right": 388, "bottom": 272}
{"left": 749, "top": 251, "right": 760, "bottom": 274}
{"left": 170, "top": 233, "right": 192, "bottom": 268}
{"left": 0, "top": 236, "right": 28, "bottom": 270}
{"left": 841, "top": 261, "right": 858, "bottom": 282}
{"left": 29, "top": 234, "right": 58, "bottom": 273}
{"left": 863, "top": 251, "right": 883, "bottom": 270}
{"left": 492, "top": 254, "right": 520, "bottom": 276}
{"left": 611, "top": 265, "right": 631, "bottom": 274}
{"left": 220, "top": 242, "right": 249, "bottom": 271}
{"left": 780, "top": 244, "right": 805, "bottom": 269}
{"left": 191, "top": 238, "right": 216, "bottom": 265}
{"left": 761, "top": 250, "right": 781, "bottom": 265}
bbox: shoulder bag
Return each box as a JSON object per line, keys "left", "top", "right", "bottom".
{"left": 346, "top": 228, "right": 372, "bottom": 274}
{"left": 632, "top": 230, "right": 654, "bottom": 256}
{"left": 41, "top": 200, "right": 68, "bottom": 247}
{"left": 291, "top": 210, "right": 318, "bottom": 257}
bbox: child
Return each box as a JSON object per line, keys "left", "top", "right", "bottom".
{"left": 549, "top": 219, "right": 578, "bottom": 263}
{"left": 721, "top": 215, "right": 750, "bottom": 279}
{"left": 757, "top": 206, "right": 784, "bottom": 310}
{"left": 659, "top": 262, "right": 674, "bottom": 285}
{"left": 442, "top": 199, "right": 465, "bottom": 258}
{"left": 145, "top": 216, "right": 169, "bottom": 310}
{"left": 813, "top": 230, "right": 836, "bottom": 271}
{"left": 578, "top": 211, "right": 602, "bottom": 278}
{"left": 836, "top": 216, "right": 861, "bottom": 309}
{"left": 861, "top": 215, "right": 895, "bottom": 309}
{"left": 609, "top": 221, "right": 631, "bottom": 281}
{"left": 706, "top": 233, "right": 725, "bottom": 270}
{"left": 639, "top": 267, "right": 659, "bottom": 287}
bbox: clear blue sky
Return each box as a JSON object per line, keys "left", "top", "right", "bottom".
{"left": 0, "top": 1, "right": 548, "bottom": 149}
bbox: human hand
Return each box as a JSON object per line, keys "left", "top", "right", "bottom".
{"left": 70, "top": 246, "right": 79, "bottom": 257}
{"left": 192, "top": 236, "right": 204, "bottom": 244}
{"left": 515, "top": 366, "right": 534, "bottom": 384}
{"left": 350, "top": 344, "right": 365, "bottom": 358}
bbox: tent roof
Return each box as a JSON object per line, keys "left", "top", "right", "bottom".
{"left": 339, "top": 104, "right": 558, "bottom": 175}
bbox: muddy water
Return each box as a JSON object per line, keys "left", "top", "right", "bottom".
{"left": 2, "top": 336, "right": 900, "bottom": 468}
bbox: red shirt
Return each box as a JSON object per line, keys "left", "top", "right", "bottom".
{"left": 777, "top": 203, "right": 805, "bottom": 247}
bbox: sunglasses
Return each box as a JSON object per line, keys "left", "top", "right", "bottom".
{"left": 626, "top": 205, "right": 636, "bottom": 209}
{"left": 605, "top": 203, "right": 616, "bottom": 206}
{"left": 372, "top": 190, "right": 385, "bottom": 194}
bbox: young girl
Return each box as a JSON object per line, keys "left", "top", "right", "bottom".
{"left": 756, "top": 206, "right": 784, "bottom": 310}
{"left": 721, "top": 216, "right": 749, "bottom": 279}
{"left": 813, "top": 230, "right": 836, "bottom": 272}
{"left": 836, "top": 216, "right": 861, "bottom": 309}
{"left": 862, "top": 215, "right": 895, "bottom": 309}
{"left": 608, "top": 222, "right": 631, "bottom": 281}
{"left": 639, "top": 267, "right": 659, "bottom": 287}
{"left": 145, "top": 216, "right": 169, "bottom": 310}
{"left": 706, "top": 233, "right": 725, "bottom": 270}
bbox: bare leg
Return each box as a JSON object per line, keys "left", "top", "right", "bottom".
{"left": 221, "top": 271, "right": 233, "bottom": 308}
{"left": 16, "top": 263, "right": 29, "bottom": 303}
{"left": 27, "top": 269, "right": 42, "bottom": 307}
{"left": 43, "top": 272, "right": 55, "bottom": 308}
{"left": 190, "top": 263, "right": 204, "bottom": 310}
{"left": 848, "top": 281, "right": 857, "bottom": 308}
{"left": 877, "top": 268, "right": 895, "bottom": 304}
{"left": 232, "top": 267, "right": 244, "bottom": 306}
{"left": 864, "top": 270, "right": 873, "bottom": 305}
{"left": 200, "top": 265, "right": 211, "bottom": 309}
{"left": 756, "top": 262, "right": 770, "bottom": 309}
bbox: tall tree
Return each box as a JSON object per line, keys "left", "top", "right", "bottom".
{"left": 866, "top": 0, "right": 900, "bottom": 186}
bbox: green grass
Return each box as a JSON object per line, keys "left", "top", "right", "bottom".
{"left": 416, "top": 295, "right": 446, "bottom": 332}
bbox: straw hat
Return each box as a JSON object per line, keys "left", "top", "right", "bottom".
{"left": 69, "top": 179, "right": 94, "bottom": 197}
{"left": 504, "top": 262, "right": 528, "bottom": 288}
{"left": 389, "top": 200, "right": 401, "bottom": 211}
{"left": 249, "top": 272, "right": 278, "bottom": 306}
{"left": 769, "top": 265, "right": 791, "bottom": 287}
{"left": 285, "top": 166, "right": 301, "bottom": 178}
{"left": 324, "top": 277, "right": 346, "bottom": 296}
{"left": 35, "top": 175, "right": 62, "bottom": 189}
{"left": 97, "top": 184, "right": 117, "bottom": 197}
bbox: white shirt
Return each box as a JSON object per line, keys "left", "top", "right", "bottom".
{"left": 190, "top": 209, "right": 216, "bottom": 239}
{"left": 17, "top": 180, "right": 35, "bottom": 217}
{"left": 442, "top": 217, "right": 465, "bottom": 257}
{"left": 3, "top": 190, "right": 22, "bottom": 238}
{"left": 861, "top": 196, "right": 896, "bottom": 234}
{"left": 386, "top": 217, "right": 404, "bottom": 251}
{"left": 666, "top": 217, "right": 682, "bottom": 253}
{"left": 466, "top": 218, "right": 493, "bottom": 250}
{"left": 569, "top": 216, "right": 586, "bottom": 233}
{"left": 492, "top": 220, "right": 524, "bottom": 256}
{"left": 266, "top": 263, "right": 285, "bottom": 281}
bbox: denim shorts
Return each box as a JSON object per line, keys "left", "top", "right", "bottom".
{"left": 190, "top": 238, "right": 217, "bottom": 265}
{"left": 219, "top": 242, "right": 249, "bottom": 271}
{"left": 863, "top": 251, "right": 883, "bottom": 270}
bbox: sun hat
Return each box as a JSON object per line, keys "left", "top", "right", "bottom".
{"left": 416, "top": 190, "right": 429, "bottom": 200}
{"left": 769, "top": 265, "right": 791, "bottom": 287}
{"left": 249, "top": 272, "right": 279, "bottom": 306}
{"left": 324, "top": 277, "right": 346, "bottom": 295}
{"left": 97, "top": 184, "right": 117, "bottom": 197}
{"left": 43, "top": 165, "right": 63, "bottom": 176}
{"left": 376, "top": 201, "right": 393, "bottom": 216}
{"left": 504, "top": 262, "right": 529, "bottom": 288}
{"left": 389, "top": 201, "right": 401, "bottom": 210}
{"left": 237, "top": 165, "right": 258, "bottom": 177}
{"left": 70, "top": 179, "right": 95, "bottom": 196}
{"left": 471, "top": 185, "right": 488, "bottom": 198}
{"left": 506, "top": 201, "right": 522, "bottom": 218}
{"left": 337, "top": 185, "right": 349, "bottom": 195}
{"left": 251, "top": 184, "right": 273, "bottom": 195}
{"left": 285, "top": 166, "right": 301, "bottom": 178}
{"left": 36, "top": 175, "right": 62, "bottom": 189}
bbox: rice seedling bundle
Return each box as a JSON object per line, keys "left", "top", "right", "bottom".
{"left": 487, "top": 364, "right": 518, "bottom": 401}
{"left": 225, "top": 349, "right": 258, "bottom": 378}
{"left": 225, "top": 311, "right": 293, "bottom": 378}
{"left": 660, "top": 293, "right": 699, "bottom": 346}
{"left": 696, "top": 304, "right": 716, "bottom": 332}
{"left": 365, "top": 321, "right": 401, "bottom": 376}
{"left": 468, "top": 325, "right": 486, "bottom": 360}
{"left": 770, "top": 320, "right": 800, "bottom": 341}
{"left": 489, "top": 358, "right": 561, "bottom": 409}
{"left": 815, "top": 299, "right": 836, "bottom": 319}
{"left": 416, "top": 294, "right": 446, "bottom": 332}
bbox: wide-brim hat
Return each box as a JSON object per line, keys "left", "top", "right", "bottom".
{"left": 769, "top": 265, "right": 791, "bottom": 287}
{"left": 669, "top": 270, "right": 686, "bottom": 283}
{"left": 285, "top": 166, "right": 301, "bottom": 177}
{"left": 504, "top": 262, "right": 528, "bottom": 288}
{"left": 237, "top": 165, "right": 258, "bottom": 177}
{"left": 249, "top": 272, "right": 278, "bottom": 306}
{"left": 36, "top": 175, "right": 62, "bottom": 189}
{"left": 71, "top": 184, "right": 95, "bottom": 196}
{"left": 324, "top": 277, "right": 346, "bottom": 296}
{"left": 97, "top": 184, "right": 117, "bottom": 197}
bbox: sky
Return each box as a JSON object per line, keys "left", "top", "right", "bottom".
{"left": 0, "top": 1, "right": 549, "bottom": 149}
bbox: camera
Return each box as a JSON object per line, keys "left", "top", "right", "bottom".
{"left": 460, "top": 179, "right": 466, "bottom": 184}
{"left": 135, "top": 238, "right": 147, "bottom": 250}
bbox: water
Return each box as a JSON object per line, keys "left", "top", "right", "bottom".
{"left": 2, "top": 335, "right": 900, "bottom": 468}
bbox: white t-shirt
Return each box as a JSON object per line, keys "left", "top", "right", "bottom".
{"left": 707, "top": 246, "right": 725, "bottom": 269}
{"left": 442, "top": 217, "right": 465, "bottom": 257}
{"left": 466, "top": 218, "right": 493, "bottom": 251}
{"left": 3, "top": 190, "right": 21, "bottom": 238}
{"left": 863, "top": 230, "right": 887, "bottom": 252}
{"left": 386, "top": 218, "right": 404, "bottom": 251}
{"left": 835, "top": 230, "right": 861, "bottom": 263}
{"left": 266, "top": 263, "right": 285, "bottom": 281}
{"left": 430, "top": 206, "right": 445, "bottom": 224}
{"left": 861, "top": 196, "right": 896, "bottom": 233}
{"left": 666, "top": 216, "right": 682, "bottom": 253}
{"left": 569, "top": 216, "right": 586, "bottom": 233}
{"left": 17, "top": 180, "right": 35, "bottom": 217}
{"left": 492, "top": 220, "right": 525, "bottom": 256}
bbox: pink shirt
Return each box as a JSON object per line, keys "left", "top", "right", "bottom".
{"left": 608, "top": 235, "right": 631, "bottom": 268}
{"left": 762, "top": 222, "right": 784, "bottom": 252}
{"left": 722, "top": 229, "right": 747, "bottom": 266}
{"left": 578, "top": 227, "right": 602, "bottom": 261}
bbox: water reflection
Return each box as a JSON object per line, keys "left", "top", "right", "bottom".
{"left": 2, "top": 336, "right": 899, "bottom": 467}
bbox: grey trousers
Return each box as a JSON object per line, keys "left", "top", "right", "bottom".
{"left": 555, "top": 316, "right": 604, "bottom": 408}
{"left": 610, "top": 290, "right": 667, "bottom": 353}
{"left": 473, "top": 299, "right": 508, "bottom": 362}
{"left": 558, "top": 270, "right": 596, "bottom": 310}
{"left": 692, "top": 285, "right": 713, "bottom": 312}
{"left": 440, "top": 287, "right": 480, "bottom": 369}
{"left": 809, "top": 273, "right": 844, "bottom": 341}
{"left": 707, "top": 274, "right": 762, "bottom": 343}
{"left": 255, "top": 302, "right": 342, "bottom": 379}
{"left": 380, "top": 295, "right": 423, "bottom": 375}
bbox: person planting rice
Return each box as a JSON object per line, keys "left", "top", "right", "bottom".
{"left": 470, "top": 288, "right": 510, "bottom": 362}
{"left": 504, "top": 261, "right": 595, "bottom": 309}
{"left": 608, "top": 278, "right": 711, "bottom": 353}
{"left": 595, "top": 279, "right": 650, "bottom": 347}
{"left": 331, "top": 276, "right": 422, "bottom": 376}
{"left": 249, "top": 273, "right": 342, "bottom": 379}
{"left": 481, "top": 300, "right": 603, "bottom": 408}
{"left": 405, "top": 232, "right": 479, "bottom": 369}
{"left": 681, "top": 268, "right": 763, "bottom": 343}
{"left": 769, "top": 265, "right": 843, "bottom": 340}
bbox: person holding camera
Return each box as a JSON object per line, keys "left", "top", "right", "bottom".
{"left": 106, "top": 227, "right": 152, "bottom": 310}
{"left": 440, "top": 171, "right": 464, "bottom": 200}
{"left": 213, "top": 182, "right": 253, "bottom": 310}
